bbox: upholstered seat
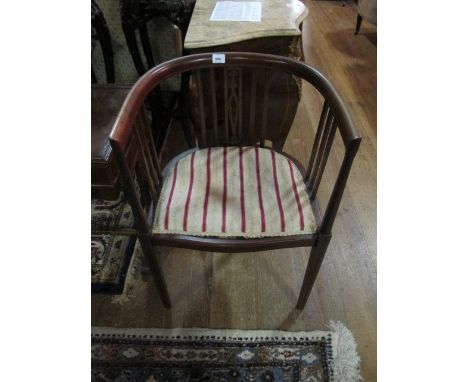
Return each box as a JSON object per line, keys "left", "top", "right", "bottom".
{"left": 153, "top": 146, "right": 316, "bottom": 237}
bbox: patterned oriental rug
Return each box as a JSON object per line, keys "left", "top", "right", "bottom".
{"left": 91, "top": 323, "right": 362, "bottom": 381}
{"left": 91, "top": 194, "right": 137, "bottom": 294}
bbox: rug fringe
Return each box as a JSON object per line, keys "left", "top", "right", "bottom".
{"left": 110, "top": 243, "right": 142, "bottom": 305}
{"left": 327, "top": 321, "right": 363, "bottom": 382}
{"left": 92, "top": 326, "right": 334, "bottom": 339}
{"left": 92, "top": 323, "right": 362, "bottom": 381}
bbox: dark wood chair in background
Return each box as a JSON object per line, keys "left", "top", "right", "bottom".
{"left": 106, "top": 52, "right": 361, "bottom": 310}
{"left": 92, "top": 85, "right": 133, "bottom": 200}
{"left": 92, "top": 0, "right": 130, "bottom": 200}
{"left": 91, "top": 1, "right": 144, "bottom": 200}
{"left": 354, "top": 0, "right": 377, "bottom": 35}
{"left": 92, "top": 0, "right": 115, "bottom": 84}
{"left": 121, "top": 0, "right": 194, "bottom": 68}
{"left": 120, "top": 0, "right": 195, "bottom": 150}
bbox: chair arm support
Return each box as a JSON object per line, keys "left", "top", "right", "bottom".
{"left": 319, "top": 137, "right": 361, "bottom": 235}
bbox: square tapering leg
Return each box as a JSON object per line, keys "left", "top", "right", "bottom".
{"left": 296, "top": 234, "right": 331, "bottom": 310}
{"left": 139, "top": 236, "right": 171, "bottom": 309}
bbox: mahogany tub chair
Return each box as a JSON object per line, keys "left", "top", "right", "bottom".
{"left": 107, "top": 52, "right": 361, "bottom": 309}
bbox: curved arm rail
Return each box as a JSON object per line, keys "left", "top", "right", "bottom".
{"left": 110, "top": 52, "right": 359, "bottom": 148}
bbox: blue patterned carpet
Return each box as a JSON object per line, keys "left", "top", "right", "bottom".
{"left": 91, "top": 328, "right": 338, "bottom": 381}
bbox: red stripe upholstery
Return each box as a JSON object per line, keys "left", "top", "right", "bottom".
{"left": 239, "top": 147, "right": 246, "bottom": 233}
{"left": 254, "top": 147, "right": 266, "bottom": 233}
{"left": 221, "top": 147, "right": 228, "bottom": 233}
{"left": 202, "top": 147, "right": 212, "bottom": 232}
{"left": 182, "top": 152, "right": 195, "bottom": 231}
{"left": 288, "top": 160, "right": 305, "bottom": 230}
{"left": 164, "top": 161, "right": 178, "bottom": 230}
{"left": 154, "top": 147, "right": 316, "bottom": 238}
{"left": 271, "top": 151, "right": 286, "bottom": 232}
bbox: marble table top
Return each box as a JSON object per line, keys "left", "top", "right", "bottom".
{"left": 184, "top": 0, "right": 308, "bottom": 49}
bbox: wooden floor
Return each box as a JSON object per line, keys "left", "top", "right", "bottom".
{"left": 92, "top": 1, "right": 377, "bottom": 380}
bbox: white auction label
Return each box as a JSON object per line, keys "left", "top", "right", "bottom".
{"left": 212, "top": 53, "right": 226, "bottom": 64}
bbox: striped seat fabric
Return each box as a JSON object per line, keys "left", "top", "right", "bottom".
{"left": 153, "top": 147, "right": 316, "bottom": 238}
